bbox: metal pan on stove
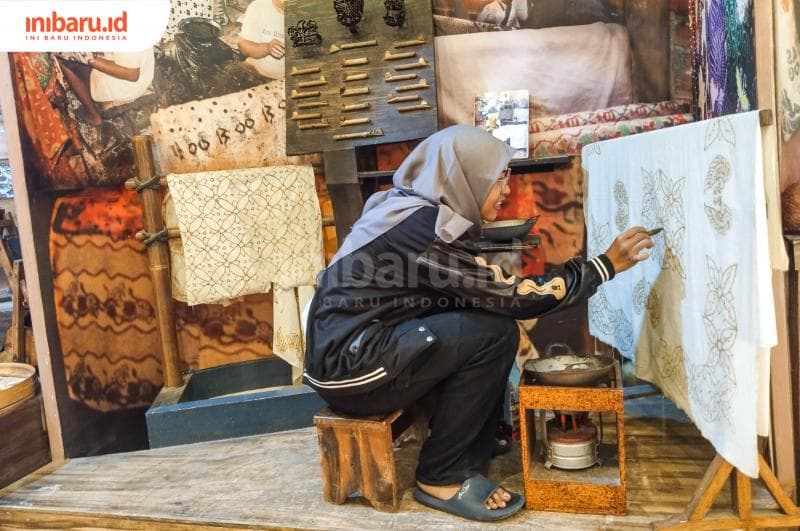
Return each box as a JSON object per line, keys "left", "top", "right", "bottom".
{"left": 523, "top": 343, "right": 615, "bottom": 387}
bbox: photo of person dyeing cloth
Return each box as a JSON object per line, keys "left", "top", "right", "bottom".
{"left": 57, "top": 49, "right": 155, "bottom": 145}
{"left": 303, "top": 125, "right": 654, "bottom": 521}
{"left": 58, "top": 49, "right": 155, "bottom": 126}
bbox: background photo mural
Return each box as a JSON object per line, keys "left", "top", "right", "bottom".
{"left": 8, "top": 0, "right": 337, "bottom": 456}
{"left": 11, "top": 1, "right": 315, "bottom": 190}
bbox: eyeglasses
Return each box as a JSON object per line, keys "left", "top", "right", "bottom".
{"left": 497, "top": 168, "right": 511, "bottom": 187}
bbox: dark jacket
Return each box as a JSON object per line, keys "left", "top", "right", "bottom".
{"left": 303, "top": 206, "right": 615, "bottom": 396}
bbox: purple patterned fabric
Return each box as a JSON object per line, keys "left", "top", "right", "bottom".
{"left": 706, "top": 0, "right": 727, "bottom": 117}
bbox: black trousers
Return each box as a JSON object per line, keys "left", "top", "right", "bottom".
{"left": 321, "top": 310, "right": 519, "bottom": 486}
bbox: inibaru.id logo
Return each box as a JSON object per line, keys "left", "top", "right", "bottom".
{"left": 25, "top": 11, "right": 128, "bottom": 40}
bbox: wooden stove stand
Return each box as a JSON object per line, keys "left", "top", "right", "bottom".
{"left": 518, "top": 360, "right": 626, "bottom": 515}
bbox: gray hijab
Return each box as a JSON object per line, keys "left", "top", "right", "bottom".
{"left": 330, "top": 125, "right": 516, "bottom": 264}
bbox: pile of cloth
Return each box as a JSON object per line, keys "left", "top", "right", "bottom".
{"left": 529, "top": 100, "right": 694, "bottom": 157}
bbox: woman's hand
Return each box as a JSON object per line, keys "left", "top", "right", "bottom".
{"left": 604, "top": 226, "right": 654, "bottom": 275}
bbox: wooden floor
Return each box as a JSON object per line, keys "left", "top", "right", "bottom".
{"left": 0, "top": 396, "right": 783, "bottom": 530}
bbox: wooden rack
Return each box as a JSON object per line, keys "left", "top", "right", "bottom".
{"left": 652, "top": 454, "right": 800, "bottom": 529}
{"left": 124, "top": 136, "right": 182, "bottom": 387}
{"left": 0, "top": 209, "right": 28, "bottom": 364}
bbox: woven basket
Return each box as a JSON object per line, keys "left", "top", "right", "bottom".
{"left": 0, "top": 363, "right": 36, "bottom": 410}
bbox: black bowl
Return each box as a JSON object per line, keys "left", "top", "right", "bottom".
{"left": 178, "top": 17, "right": 222, "bottom": 42}
{"left": 481, "top": 216, "right": 538, "bottom": 242}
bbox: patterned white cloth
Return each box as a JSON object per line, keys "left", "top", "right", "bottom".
{"left": 582, "top": 111, "right": 776, "bottom": 477}
{"left": 150, "top": 81, "right": 316, "bottom": 175}
{"left": 435, "top": 23, "right": 633, "bottom": 128}
{"left": 166, "top": 165, "right": 325, "bottom": 369}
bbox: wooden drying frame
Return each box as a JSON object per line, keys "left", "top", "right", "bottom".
{"left": 125, "top": 136, "right": 182, "bottom": 387}
{"left": 652, "top": 454, "right": 800, "bottom": 530}
{"left": 125, "top": 135, "right": 333, "bottom": 388}
{"left": 651, "top": 108, "right": 797, "bottom": 528}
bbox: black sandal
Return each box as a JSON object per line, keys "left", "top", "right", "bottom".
{"left": 414, "top": 474, "right": 525, "bottom": 521}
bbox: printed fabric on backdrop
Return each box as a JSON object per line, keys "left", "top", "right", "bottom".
{"left": 150, "top": 80, "right": 315, "bottom": 174}
{"left": 693, "top": 0, "right": 757, "bottom": 118}
{"left": 10, "top": 53, "right": 88, "bottom": 189}
{"left": 166, "top": 165, "right": 325, "bottom": 369}
{"left": 50, "top": 189, "right": 274, "bottom": 412}
{"left": 435, "top": 22, "right": 634, "bottom": 127}
{"left": 775, "top": 0, "right": 800, "bottom": 143}
{"left": 582, "top": 111, "right": 776, "bottom": 477}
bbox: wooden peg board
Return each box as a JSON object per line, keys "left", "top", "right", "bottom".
{"left": 284, "top": 0, "right": 437, "bottom": 155}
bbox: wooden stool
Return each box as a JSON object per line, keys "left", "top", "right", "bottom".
{"left": 313, "top": 407, "right": 413, "bottom": 512}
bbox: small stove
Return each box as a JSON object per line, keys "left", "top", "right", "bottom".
{"left": 543, "top": 411, "right": 600, "bottom": 470}
{"left": 518, "top": 354, "right": 626, "bottom": 514}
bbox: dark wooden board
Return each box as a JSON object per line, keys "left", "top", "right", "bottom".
{"left": 285, "top": 0, "right": 437, "bottom": 155}
{"left": 145, "top": 357, "right": 324, "bottom": 448}
{"left": 0, "top": 392, "right": 51, "bottom": 489}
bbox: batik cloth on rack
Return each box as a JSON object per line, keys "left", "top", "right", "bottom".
{"left": 150, "top": 81, "right": 316, "bottom": 175}
{"left": 166, "top": 165, "right": 325, "bottom": 370}
{"left": 50, "top": 189, "right": 274, "bottom": 413}
{"left": 530, "top": 101, "right": 690, "bottom": 133}
{"left": 582, "top": 111, "right": 776, "bottom": 477}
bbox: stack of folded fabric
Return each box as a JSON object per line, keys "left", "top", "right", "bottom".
{"left": 529, "top": 100, "right": 693, "bottom": 157}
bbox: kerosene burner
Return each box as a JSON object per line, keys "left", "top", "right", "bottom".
{"left": 543, "top": 411, "right": 600, "bottom": 470}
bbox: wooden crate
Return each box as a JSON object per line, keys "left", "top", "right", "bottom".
{"left": 518, "top": 361, "right": 626, "bottom": 515}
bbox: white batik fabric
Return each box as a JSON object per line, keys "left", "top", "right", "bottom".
{"left": 166, "top": 165, "right": 325, "bottom": 369}
{"left": 582, "top": 111, "right": 777, "bottom": 477}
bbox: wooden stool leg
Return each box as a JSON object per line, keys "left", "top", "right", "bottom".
{"left": 316, "top": 425, "right": 355, "bottom": 505}
{"left": 357, "top": 427, "right": 398, "bottom": 512}
{"left": 314, "top": 410, "right": 402, "bottom": 512}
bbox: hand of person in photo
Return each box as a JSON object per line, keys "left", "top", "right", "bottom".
{"left": 268, "top": 38, "right": 285, "bottom": 59}
{"left": 604, "top": 226, "right": 654, "bottom": 275}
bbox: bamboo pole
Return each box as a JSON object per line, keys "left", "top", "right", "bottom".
{"left": 131, "top": 136, "right": 183, "bottom": 388}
